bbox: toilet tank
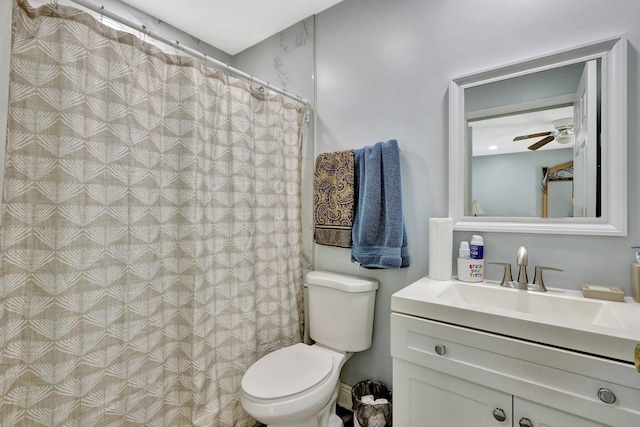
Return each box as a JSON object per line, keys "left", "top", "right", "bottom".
{"left": 306, "top": 271, "right": 378, "bottom": 352}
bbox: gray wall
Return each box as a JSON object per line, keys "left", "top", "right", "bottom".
{"left": 465, "top": 62, "right": 583, "bottom": 112}
{"left": 472, "top": 149, "right": 573, "bottom": 217}
{"left": 313, "top": 0, "right": 640, "bottom": 388}
{"left": 233, "top": 18, "right": 315, "bottom": 103}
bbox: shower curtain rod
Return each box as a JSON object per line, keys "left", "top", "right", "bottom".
{"left": 68, "top": 0, "right": 309, "bottom": 106}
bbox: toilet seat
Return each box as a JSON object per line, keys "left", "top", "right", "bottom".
{"left": 242, "top": 343, "right": 334, "bottom": 400}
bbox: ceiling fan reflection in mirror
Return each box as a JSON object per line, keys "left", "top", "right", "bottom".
{"left": 513, "top": 117, "right": 574, "bottom": 150}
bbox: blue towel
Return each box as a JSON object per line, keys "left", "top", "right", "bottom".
{"left": 351, "top": 140, "right": 410, "bottom": 269}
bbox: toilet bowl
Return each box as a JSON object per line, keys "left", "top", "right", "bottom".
{"left": 241, "top": 344, "right": 347, "bottom": 427}
{"left": 240, "top": 271, "right": 378, "bottom": 427}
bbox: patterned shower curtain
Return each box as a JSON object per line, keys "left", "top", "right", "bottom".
{"left": 0, "top": 1, "right": 307, "bottom": 425}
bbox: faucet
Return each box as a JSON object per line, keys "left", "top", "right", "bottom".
{"left": 516, "top": 246, "right": 528, "bottom": 285}
{"left": 490, "top": 246, "right": 563, "bottom": 292}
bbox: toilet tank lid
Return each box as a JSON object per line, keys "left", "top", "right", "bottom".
{"left": 305, "top": 271, "right": 378, "bottom": 292}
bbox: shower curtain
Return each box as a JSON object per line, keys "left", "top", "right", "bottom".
{"left": 0, "top": 1, "right": 307, "bottom": 426}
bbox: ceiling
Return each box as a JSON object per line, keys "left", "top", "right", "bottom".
{"left": 470, "top": 106, "right": 574, "bottom": 157}
{"left": 120, "top": 0, "right": 344, "bottom": 55}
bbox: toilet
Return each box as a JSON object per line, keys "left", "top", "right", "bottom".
{"left": 240, "top": 270, "right": 378, "bottom": 427}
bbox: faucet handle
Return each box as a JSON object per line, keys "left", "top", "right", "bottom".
{"left": 533, "top": 266, "right": 563, "bottom": 292}
{"left": 489, "top": 262, "right": 513, "bottom": 287}
{"left": 516, "top": 246, "right": 528, "bottom": 265}
{"left": 516, "top": 246, "right": 529, "bottom": 284}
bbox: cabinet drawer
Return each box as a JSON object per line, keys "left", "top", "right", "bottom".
{"left": 391, "top": 313, "right": 640, "bottom": 426}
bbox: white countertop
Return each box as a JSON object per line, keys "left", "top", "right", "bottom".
{"left": 391, "top": 276, "right": 640, "bottom": 364}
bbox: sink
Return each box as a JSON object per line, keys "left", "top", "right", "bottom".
{"left": 391, "top": 277, "right": 640, "bottom": 363}
{"left": 437, "top": 282, "right": 624, "bottom": 328}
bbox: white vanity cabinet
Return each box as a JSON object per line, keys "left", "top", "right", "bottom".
{"left": 391, "top": 312, "right": 640, "bottom": 426}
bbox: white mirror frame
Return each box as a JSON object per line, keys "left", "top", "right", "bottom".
{"left": 449, "top": 34, "right": 627, "bottom": 236}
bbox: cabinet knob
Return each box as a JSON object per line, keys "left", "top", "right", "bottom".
{"left": 519, "top": 417, "right": 533, "bottom": 427}
{"left": 597, "top": 387, "right": 616, "bottom": 404}
{"left": 434, "top": 344, "right": 446, "bottom": 356}
{"left": 492, "top": 408, "right": 506, "bottom": 422}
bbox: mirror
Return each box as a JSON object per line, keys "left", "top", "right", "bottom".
{"left": 449, "top": 35, "right": 627, "bottom": 236}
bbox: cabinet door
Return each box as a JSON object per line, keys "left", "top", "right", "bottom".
{"left": 394, "top": 359, "right": 512, "bottom": 427}
{"left": 514, "top": 397, "right": 609, "bottom": 427}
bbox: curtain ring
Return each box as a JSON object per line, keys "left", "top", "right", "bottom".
{"left": 99, "top": 6, "right": 104, "bottom": 28}
{"left": 203, "top": 53, "right": 207, "bottom": 68}
{"left": 266, "top": 82, "right": 270, "bottom": 95}
{"left": 140, "top": 25, "right": 147, "bottom": 43}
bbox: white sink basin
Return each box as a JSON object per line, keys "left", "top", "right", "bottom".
{"left": 437, "top": 282, "right": 627, "bottom": 329}
{"left": 391, "top": 277, "right": 640, "bottom": 363}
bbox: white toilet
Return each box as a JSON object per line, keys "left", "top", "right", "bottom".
{"left": 240, "top": 270, "right": 378, "bottom": 427}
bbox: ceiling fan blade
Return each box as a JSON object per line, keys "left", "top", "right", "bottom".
{"left": 527, "top": 135, "right": 555, "bottom": 151}
{"left": 513, "top": 131, "right": 553, "bottom": 141}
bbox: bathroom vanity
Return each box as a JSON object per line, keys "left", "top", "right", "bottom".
{"left": 391, "top": 277, "right": 640, "bottom": 426}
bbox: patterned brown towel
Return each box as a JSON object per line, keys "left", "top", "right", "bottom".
{"left": 314, "top": 150, "right": 355, "bottom": 247}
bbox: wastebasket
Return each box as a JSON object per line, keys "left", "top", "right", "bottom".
{"left": 351, "top": 380, "right": 392, "bottom": 427}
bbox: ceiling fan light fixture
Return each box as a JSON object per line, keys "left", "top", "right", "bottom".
{"left": 555, "top": 128, "right": 574, "bottom": 144}
{"left": 516, "top": 117, "right": 575, "bottom": 150}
